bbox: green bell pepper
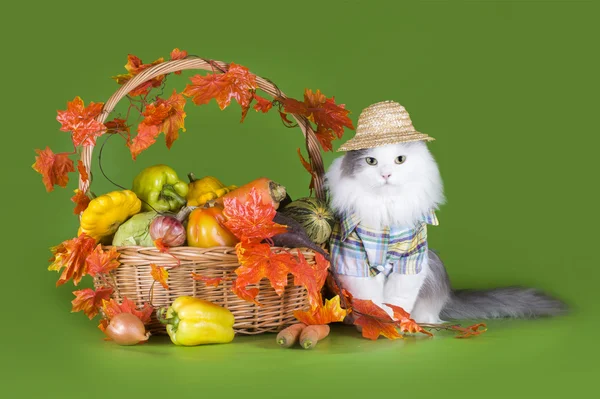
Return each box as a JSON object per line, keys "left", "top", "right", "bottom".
{"left": 132, "top": 164, "right": 189, "bottom": 213}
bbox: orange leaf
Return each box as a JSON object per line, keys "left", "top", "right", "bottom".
{"left": 222, "top": 188, "right": 288, "bottom": 243}
{"left": 297, "top": 148, "right": 315, "bottom": 191}
{"left": 288, "top": 250, "right": 329, "bottom": 310}
{"left": 234, "top": 242, "right": 292, "bottom": 296}
{"left": 48, "top": 234, "right": 97, "bottom": 287}
{"left": 86, "top": 245, "right": 120, "bottom": 277}
{"left": 32, "top": 147, "right": 75, "bottom": 192}
{"left": 191, "top": 273, "right": 224, "bottom": 287}
{"left": 128, "top": 90, "right": 187, "bottom": 159}
{"left": 294, "top": 295, "right": 347, "bottom": 325}
{"left": 105, "top": 118, "right": 130, "bottom": 134}
{"left": 253, "top": 93, "right": 273, "bottom": 113}
{"left": 77, "top": 160, "right": 89, "bottom": 183}
{"left": 231, "top": 280, "right": 261, "bottom": 306}
{"left": 384, "top": 303, "right": 433, "bottom": 337}
{"left": 150, "top": 264, "right": 169, "bottom": 290}
{"left": 280, "top": 89, "right": 354, "bottom": 151}
{"left": 56, "top": 96, "right": 106, "bottom": 147}
{"left": 101, "top": 296, "right": 153, "bottom": 324}
{"left": 112, "top": 54, "right": 165, "bottom": 97}
{"left": 71, "top": 189, "right": 90, "bottom": 215}
{"left": 71, "top": 287, "right": 113, "bottom": 320}
{"left": 170, "top": 48, "right": 188, "bottom": 75}
{"left": 351, "top": 298, "right": 402, "bottom": 340}
{"left": 182, "top": 63, "right": 257, "bottom": 113}
{"left": 153, "top": 238, "right": 169, "bottom": 253}
{"left": 451, "top": 323, "right": 487, "bottom": 339}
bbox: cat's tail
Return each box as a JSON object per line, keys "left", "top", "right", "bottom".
{"left": 439, "top": 287, "right": 568, "bottom": 320}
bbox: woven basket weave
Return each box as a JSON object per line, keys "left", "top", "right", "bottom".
{"left": 84, "top": 57, "right": 328, "bottom": 335}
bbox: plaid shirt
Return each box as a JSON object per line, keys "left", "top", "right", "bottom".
{"left": 329, "top": 210, "right": 439, "bottom": 277}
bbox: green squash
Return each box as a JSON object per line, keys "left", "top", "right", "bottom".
{"left": 280, "top": 197, "right": 335, "bottom": 245}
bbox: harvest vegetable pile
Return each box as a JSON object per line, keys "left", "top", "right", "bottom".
{"left": 34, "top": 49, "right": 486, "bottom": 348}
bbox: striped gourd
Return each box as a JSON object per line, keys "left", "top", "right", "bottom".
{"left": 280, "top": 197, "right": 335, "bottom": 245}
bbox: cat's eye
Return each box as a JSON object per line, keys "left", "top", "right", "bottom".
{"left": 365, "top": 157, "right": 378, "bottom": 166}
{"left": 395, "top": 156, "right": 407, "bottom": 164}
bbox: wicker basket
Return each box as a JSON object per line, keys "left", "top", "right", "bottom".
{"left": 84, "top": 57, "right": 328, "bottom": 335}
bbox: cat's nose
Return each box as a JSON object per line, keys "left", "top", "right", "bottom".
{"left": 382, "top": 173, "right": 391, "bottom": 180}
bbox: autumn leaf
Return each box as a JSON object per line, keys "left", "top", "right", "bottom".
{"left": 452, "top": 323, "right": 487, "bottom": 339}
{"left": 77, "top": 160, "right": 89, "bottom": 183}
{"left": 105, "top": 118, "right": 130, "bottom": 134}
{"left": 288, "top": 250, "right": 329, "bottom": 310}
{"left": 71, "top": 189, "right": 90, "bottom": 215}
{"left": 128, "top": 90, "right": 187, "bottom": 159}
{"left": 222, "top": 188, "right": 288, "bottom": 242}
{"left": 56, "top": 96, "right": 106, "bottom": 147}
{"left": 351, "top": 298, "right": 402, "bottom": 340}
{"left": 191, "top": 273, "right": 224, "bottom": 287}
{"left": 182, "top": 63, "right": 257, "bottom": 114}
{"left": 101, "top": 296, "right": 153, "bottom": 324}
{"left": 384, "top": 303, "right": 433, "bottom": 337}
{"left": 279, "top": 89, "right": 354, "bottom": 151}
{"left": 153, "top": 238, "right": 169, "bottom": 253}
{"left": 86, "top": 245, "right": 120, "bottom": 277}
{"left": 170, "top": 48, "right": 188, "bottom": 75}
{"left": 253, "top": 93, "right": 273, "bottom": 113}
{"left": 112, "top": 54, "right": 165, "bottom": 97}
{"left": 71, "top": 287, "right": 113, "bottom": 319}
{"left": 48, "top": 234, "right": 97, "bottom": 287}
{"left": 234, "top": 242, "right": 292, "bottom": 297}
{"left": 294, "top": 295, "right": 347, "bottom": 325}
{"left": 297, "top": 148, "right": 315, "bottom": 191}
{"left": 32, "top": 147, "right": 75, "bottom": 192}
{"left": 231, "top": 280, "right": 261, "bottom": 305}
{"left": 151, "top": 264, "right": 169, "bottom": 290}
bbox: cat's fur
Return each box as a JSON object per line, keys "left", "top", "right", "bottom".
{"left": 325, "top": 141, "right": 567, "bottom": 323}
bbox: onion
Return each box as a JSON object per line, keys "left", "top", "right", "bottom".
{"left": 105, "top": 313, "right": 150, "bottom": 345}
{"left": 150, "top": 215, "right": 186, "bottom": 247}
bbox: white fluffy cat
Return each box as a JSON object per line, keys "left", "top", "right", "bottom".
{"left": 325, "top": 141, "right": 566, "bottom": 323}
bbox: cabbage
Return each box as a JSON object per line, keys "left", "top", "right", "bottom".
{"left": 112, "top": 211, "right": 158, "bottom": 247}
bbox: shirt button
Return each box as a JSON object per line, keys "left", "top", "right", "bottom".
{"left": 376, "top": 265, "right": 384, "bottom": 272}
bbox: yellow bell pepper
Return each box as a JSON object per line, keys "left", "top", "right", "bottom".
{"left": 79, "top": 190, "right": 142, "bottom": 241}
{"left": 157, "top": 296, "right": 235, "bottom": 346}
{"left": 186, "top": 173, "right": 237, "bottom": 207}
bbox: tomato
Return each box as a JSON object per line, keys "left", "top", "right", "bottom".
{"left": 186, "top": 207, "right": 239, "bottom": 248}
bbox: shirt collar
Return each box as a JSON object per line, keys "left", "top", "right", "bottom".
{"left": 339, "top": 209, "right": 438, "bottom": 240}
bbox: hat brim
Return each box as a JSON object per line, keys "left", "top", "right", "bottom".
{"left": 337, "top": 131, "right": 435, "bottom": 152}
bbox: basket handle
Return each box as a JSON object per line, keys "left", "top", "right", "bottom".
{"left": 79, "top": 57, "right": 326, "bottom": 200}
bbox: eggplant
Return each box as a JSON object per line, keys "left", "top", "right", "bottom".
{"left": 271, "top": 212, "right": 330, "bottom": 261}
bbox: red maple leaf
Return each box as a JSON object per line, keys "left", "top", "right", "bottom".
{"left": 170, "top": 48, "right": 188, "bottom": 75}
{"left": 279, "top": 89, "right": 354, "bottom": 151}
{"left": 451, "top": 323, "right": 487, "bottom": 339}
{"left": 105, "top": 118, "right": 130, "bottom": 134}
{"left": 86, "top": 245, "right": 120, "bottom": 277}
{"left": 71, "top": 287, "right": 113, "bottom": 320}
{"left": 288, "top": 250, "right": 329, "bottom": 310}
{"left": 191, "top": 273, "right": 224, "bottom": 287}
{"left": 384, "top": 303, "right": 433, "bottom": 337}
{"left": 101, "top": 296, "right": 153, "bottom": 324}
{"left": 253, "top": 93, "right": 273, "bottom": 113}
{"left": 297, "top": 148, "right": 315, "bottom": 191}
{"left": 222, "top": 188, "right": 288, "bottom": 243}
{"left": 182, "top": 63, "right": 257, "bottom": 113}
{"left": 234, "top": 242, "right": 292, "bottom": 297}
{"left": 48, "top": 233, "right": 97, "bottom": 287}
{"left": 32, "top": 147, "right": 75, "bottom": 192}
{"left": 231, "top": 280, "right": 261, "bottom": 305}
{"left": 77, "top": 160, "right": 89, "bottom": 183}
{"left": 153, "top": 238, "right": 170, "bottom": 253}
{"left": 71, "top": 189, "right": 90, "bottom": 215}
{"left": 56, "top": 96, "right": 106, "bottom": 147}
{"left": 351, "top": 298, "right": 402, "bottom": 340}
{"left": 151, "top": 264, "right": 169, "bottom": 290}
{"left": 294, "top": 295, "right": 347, "bottom": 325}
{"left": 128, "top": 90, "right": 187, "bottom": 159}
{"left": 112, "top": 54, "right": 165, "bottom": 97}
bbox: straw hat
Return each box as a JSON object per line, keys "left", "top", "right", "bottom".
{"left": 337, "top": 100, "right": 434, "bottom": 152}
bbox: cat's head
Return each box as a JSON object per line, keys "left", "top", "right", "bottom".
{"left": 325, "top": 141, "right": 445, "bottom": 227}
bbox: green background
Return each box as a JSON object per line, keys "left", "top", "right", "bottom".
{"left": 3, "top": 0, "right": 598, "bottom": 397}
